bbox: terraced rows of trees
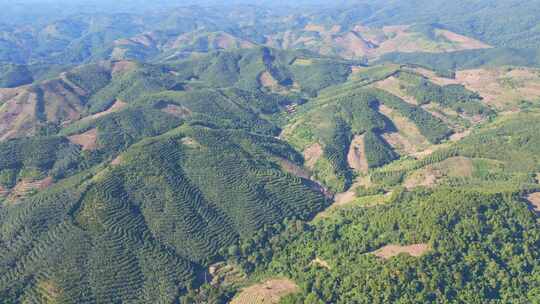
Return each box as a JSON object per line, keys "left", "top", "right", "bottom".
{"left": 0, "top": 125, "right": 329, "bottom": 303}
{"left": 283, "top": 84, "right": 451, "bottom": 192}
{"left": 2, "top": 1, "right": 540, "bottom": 302}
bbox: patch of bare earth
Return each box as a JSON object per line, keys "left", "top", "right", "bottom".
{"left": 372, "top": 77, "right": 419, "bottom": 105}
{"left": 435, "top": 29, "right": 492, "bottom": 50}
{"left": 348, "top": 134, "right": 369, "bottom": 174}
{"left": 79, "top": 100, "right": 127, "bottom": 124}
{"left": 0, "top": 89, "right": 38, "bottom": 140}
{"left": 312, "top": 257, "right": 331, "bottom": 270}
{"left": 36, "top": 280, "right": 61, "bottom": 302}
{"left": 231, "top": 279, "right": 299, "bottom": 304}
{"left": 449, "top": 129, "right": 471, "bottom": 142}
{"left": 404, "top": 157, "right": 473, "bottom": 189}
{"left": 315, "top": 174, "right": 372, "bottom": 220}
{"left": 209, "top": 262, "right": 247, "bottom": 287}
{"left": 7, "top": 176, "right": 54, "bottom": 203}
{"left": 372, "top": 244, "right": 430, "bottom": 259}
{"left": 525, "top": 192, "right": 540, "bottom": 215}
{"left": 430, "top": 67, "right": 540, "bottom": 110}
{"left": 161, "top": 104, "right": 192, "bottom": 118}
{"left": 111, "top": 155, "right": 124, "bottom": 166}
{"left": 279, "top": 159, "right": 310, "bottom": 180}
{"left": 258, "top": 71, "right": 288, "bottom": 93}
{"left": 378, "top": 104, "right": 431, "bottom": 155}
{"left": 180, "top": 136, "right": 200, "bottom": 148}
{"left": 334, "top": 32, "right": 375, "bottom": 58}
{"left": 68, "top": 128, "right": 99, "bottom": 151}
{"left": 303, "top": 143, "right": 323, "bottom": 170}
{"left": 0, "top": 75, "right": 92, "bottom": 141}
{"left": 111, "top": 60, "right": 137, "bottom": 75}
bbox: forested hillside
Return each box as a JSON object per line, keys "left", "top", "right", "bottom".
{"left": 1, "top": 1, "right": 540, "bottom": 303}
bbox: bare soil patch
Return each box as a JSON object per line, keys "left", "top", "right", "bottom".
{"left": 209, "top": 262, "right": 247, "bottom": 287}
{"left": 180, "top": 136, "right": 200, "bottom": 148}
{"left": 378, "top": 104, "right": 430, "bottom": 155}
{"left": 68, "top": 128, "right": 99, "bottom": 151}
{"left": 79, "top": 100, "right": 127, "bottom": 124}
{"left": 161, "top": 104, "right": 192, "bottom": 118}
{"left": 334, "top": 32, "right": 374, "bottom": 58}
{"left": 526, "top": 192, "right": 540, "bottom": 215}
{"left": 450, "top": 68, "right": 540, "bottom": 110}
{"left": 312, "top": 257, "right": 331, "bottom": 270}
{"left": 111, "top": 155, "right": 124, "bottom": 166}
{"left": 404, "top": 156, "right": 473, "bottom": 189}
{"left": 436, "top": 29, "right": 491, "bottom": 49}
{"left": 7, "top": 176, "right": 54, "bottom": 203}
{"left": 279, "top": 159, "right": 310, "bottom": 180}
{"left": 303, "top": 143, "right": 323, "bottom": 169}
{"left": 231, "top": 278, "right": 299, "bottom": 304}
{"left": 111, "top": 60, "right": 137, "bottom": 75}
{"left": 449, "top": 129, "right": 471, "bottom": 142}
{"left": 347, "top": 134, "right": 369, "bottom": 174}
{"left": 259, "top": 71, "right": 279, "bottom": 88}
{"left": 0, "top": 89, "right": 38, "bottom": 141}
{"left": 372, "top": 244, "right": 430, "bottom": 259}
{"left": 372, "top": 76, "right": 419, "bottom": 105}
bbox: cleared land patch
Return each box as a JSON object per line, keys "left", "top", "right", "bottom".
{"left": 435, "top": 29, "right": 491, "bottom": 49}
{"left": 372, "top": 76, "right": 418, "bottom": 105}
{"left": 404, "top": 156, "right": 473, "bottom": 189}
{"left": 79, "top": 99, "right": 127, "bottom": 123}
{"left": 416, "top": 67, "right": 540, "bottom": 110}
{"left": 231, "top": 278, "right": 299, "bottom": 304}
{"left": 372, "top": 244, "right": 430, "bottom": 259}
{"left": 279, "top": 159, "right": 311, "bottom": 180}
{"left": 378, "top": 104, "right": 431, "bottom": 156}
{"left": 303, "top": 143, "right": 323, "bottom": 170}
{"left": 6, "top": 176, "right": 54, "bottom": 203}
{"left": 526, "top": 192, "right": 540, "bottom": 215}
{"left": 161, "top": 104, "right": 192, "bottom": 118}
{"left": 347, "top": 134, "right": 368, "bottom": 174}
{"left": 312, "top": 257, "right": 331, "bottom": 270}
{"left": 68, "top": 128, "right": 99, "bottom": 151}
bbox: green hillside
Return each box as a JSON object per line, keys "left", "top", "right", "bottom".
{"left": 221, "top": 113, "right": 540, "bottom": 304}
{"left": 0, "top": 125, "right": 328, "bottom": 303}
{"left": 1, "top": 1, "right": 540, "bottom": 303}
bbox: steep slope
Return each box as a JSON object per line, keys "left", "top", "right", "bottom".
{"left": 265, "top": 23, "right": 491, "bottom": 60}
{"left": 0, "top": 125, "right": 328, "bottom": 303}
{"left": 168, "top": 47, "right": 354, "bottom": 96}
{"left": 281, "top": 67, "right": 456, "bottom": 191}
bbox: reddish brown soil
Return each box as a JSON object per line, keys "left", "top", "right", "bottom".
{"left": 312, "top": 257, "right": 331, "bottom": 270}
{"left": 68, "top": 128, "right": 99, "bottom": 151}
{"left": 231, "top": 279, "right": 299, "bottom": 304}
{"left": 259, "top": 71, "right": 279, "bottom": 88}
{"left": 526, "top": 192, "right": 540, "bottom": 214}
{"left": 347, "top": 134, "right": 369, "bottom": 174}
{"left": 303, "top": 143, "right": 323, "bottom": 169}
{"left": 279, "top": 159, "right": 311, "bottom": 180}
{"left": 111, "top": 155, "right": 124, "bottom": 166}
{"left": 7, "top": 176, "right": 54, "bottom": 203}
{"left": 79, "top": 100, "right": 127, "bottom": 124}
{"left": 111, "top": 61, "right": 137, "bottom": 75}
{"left": 373, "top": 244, "right": 430, "bottom": 259}
{"left": 161, "top": 104, "right": 192, "bottom": 118}
{"left": 436, "top": 29, "right": 491, "bottom": 49}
